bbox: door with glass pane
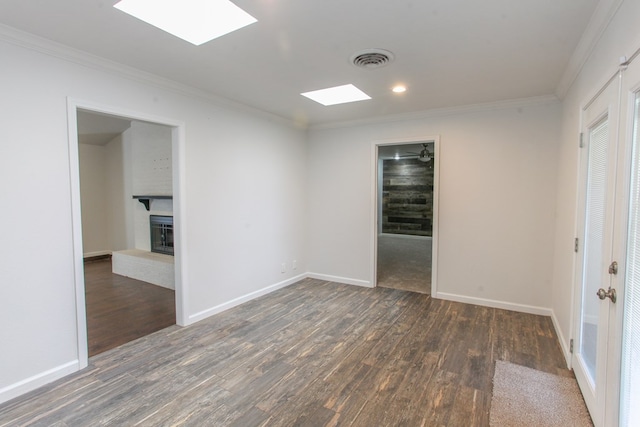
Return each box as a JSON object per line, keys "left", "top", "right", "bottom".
{"left": 573, "top": 74, "right": 620, "bottom": 426}
{"left": 575, "top": 57, "right": 640, "bottom": 427}
{"left": 617, "top": 57, "right": 640, "bottom": 427}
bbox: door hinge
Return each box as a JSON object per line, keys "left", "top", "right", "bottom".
{"left": 570, "top": 339, "right": 574, "bottom": 353}
{"left": 574, "top": 237, "right": 579, "bottom": 253}
{"left": 579, "top": 132, "right": 584, "bottom": 148}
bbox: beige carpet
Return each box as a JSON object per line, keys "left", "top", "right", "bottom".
{"left": 377, "top": 234, "right": 431, "bottom": 294}
{"left": 490, "top": 361, "right": 593, "bottom": 427}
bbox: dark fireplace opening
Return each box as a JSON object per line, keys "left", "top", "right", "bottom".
{"left": 150, "top": 215, "right": 174, "bottom": 256}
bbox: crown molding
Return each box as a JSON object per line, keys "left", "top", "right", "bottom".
{"left": 0, "top": 22, "right": 569, "bottom": 133}
{"left": 308, "top": 95, "right": 560, "bottom": 131}
{"left": 555, "top": 0, "right": 625, "bottom": 99}
{"left": 0, "top": 24, "right": 300, "bottom": 129}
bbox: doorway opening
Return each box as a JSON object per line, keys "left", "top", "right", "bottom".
{"left": 373, "top": 138, "right": 439, "bottom": 295}
{"left": 68, "top": 100, "right": 186, "bottom": 366}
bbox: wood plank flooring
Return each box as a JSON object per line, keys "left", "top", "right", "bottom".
{"left": 0, "top": 278, "right": 571, "bottom": 426}
{"left": 84, "top": 258, "right": 176, "bottom": 356}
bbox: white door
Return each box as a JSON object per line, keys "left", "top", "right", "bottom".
{"left": 573, "top": 72, "right": 621, "bottom": 426}
{"left": 617, "top": 55, "right": 640, "bottom": 427}
{"left": 574, "top": 56, "right": 640, "bottom": 427}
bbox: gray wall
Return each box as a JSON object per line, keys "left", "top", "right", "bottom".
{"left": 381, "top": 158, "right": 434, "bottom": 236}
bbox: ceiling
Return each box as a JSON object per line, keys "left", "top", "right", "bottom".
{"left": 77, "top": 110, "right": 131, "bottom": 145}
{"left": 0, "top": 0, "right": 600, "bottom": 127}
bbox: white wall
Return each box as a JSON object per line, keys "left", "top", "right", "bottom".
{"left": 551, "top": 0, "right": 640, "bottom": 362}
{"left": 79, "top": 143, "right": 109, "bottom": 256}
{"left": 105, "top": 134, "right": 130, "bottom": 251}
{"left": 0, "top": 33, "right": 307, "bottom": 402}
{"left": 78, "top": 134, "right": 130, "bottom": 256}
{"left": 307, "top": 101, "right": 561, "bottom": 311}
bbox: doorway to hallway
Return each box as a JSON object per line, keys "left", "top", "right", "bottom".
{"left": 373, "top": 139, "right": 439, "bottom": 294}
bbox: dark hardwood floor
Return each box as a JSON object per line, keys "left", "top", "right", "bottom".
{"left": 84, "top": 258, "right": 176, "bottom": 356}
{"left": 0, "top": 278, "right": 570, "bottom": 426}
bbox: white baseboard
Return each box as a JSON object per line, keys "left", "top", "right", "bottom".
{"left": 551, "top": 310, "right": 572, "bottom": 369}
{"left": 187, "top": 273, "right": 307, "bottom": 325}
{"left": 435, "top": 292, "right": 552, "bottom": 316}
{"left": 306, "top": 273, "right": 373, "bottom": 288}
{"left": 0, "top": 360, "right": 79, "bottom": 405}
{"left": 83, "top": 250, "right": 112, "bottom": 258}
{"left": 181, "top": 272, "right": 373, "bottom": 325}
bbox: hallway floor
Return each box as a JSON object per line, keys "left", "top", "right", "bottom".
{"left": 84, "top": 258, "right": 176, "bottom": 356}
{"left": 377, "top": 234, "right": 431, "bottom": 294}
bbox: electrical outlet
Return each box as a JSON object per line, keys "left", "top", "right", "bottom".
{"left": 281, "top": 263, "right": 286, "bottom": 273}
{"left": 292, "top": 260, "right": 297, "bottom": 270}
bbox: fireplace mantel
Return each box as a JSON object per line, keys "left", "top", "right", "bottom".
{"left": 133, "top": 195, "right": 172, "bottom": 211}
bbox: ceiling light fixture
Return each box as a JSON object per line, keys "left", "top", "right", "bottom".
{"left": 113, "top": 0, "right": 257, "bottom": 46}
{"left": 418, "top": 143, "right": 433, "bottom": 162}
{"left": 301, "top": 84, "right": 371, "bottom": 106}
{"left": 392, "top": 85, "right": 407, "bottom": 93}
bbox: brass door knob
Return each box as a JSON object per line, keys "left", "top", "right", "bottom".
{"left": 596, "top": 287, "right": 617, "bottom": 303}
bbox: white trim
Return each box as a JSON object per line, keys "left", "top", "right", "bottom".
{"left": 556, "top": 0, "right": 625, "bottom": 99}
{"left": 66, "top": 102, "right": 88, "bottom": 371}
{"left": 431, "top": 138, "right": 441, "bottom": 298}
{"left": 0, "top": 24, "right": 561, "bottom": 132}
{"left": 83, "top": 250, "right": 112, "bottom": 258}
{"left": 67, "top": 98, "right": 189, "bottom": 375}
{"left": 0, "top": 24, "right": 567, "bottom": 131}
{"left": 371, "top": 143, "right": 379, "bottom": 288}
{"left": 435, "top": 292, "right": 553, "bottom": 317}
{"left": 187, "top": 273, "right": 308, "bottom": 324}
{"left": 0, "top": 360, "right": 79, "bottom": 405}
{"left": 0, "top": 24, "right": 296, "bottom": 130}
{"left": 172, "top": 124, "right": 188, "bottom": 327}
{"left": 551, "top": 310, "right": 572, "bottom": 368}
{"left": 310, "top": 95, "right": 559, "bottom": 130}
{"left": 371, "top": 136, "right": 440, "bottom": 296}
{"left": 574, "top": 354, "right": 598, "bottom": 414}
{"left": 306, "top": 273, "right": 373, "bottom": 288}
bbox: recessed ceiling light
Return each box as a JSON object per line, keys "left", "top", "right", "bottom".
{"left": 113, "top": 0, "right": 257, "bottom": 46}
{"left": 392, "top": 85, "right": 407, "bottom": 93}
{"left": 301, "top": 84, "right": 371, "bottom": 106}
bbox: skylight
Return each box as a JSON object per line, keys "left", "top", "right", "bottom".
{"left": 301, "top": 84, "right": 372, "bottom": 106}
{"left": 113, "top": 0, "right": 257, "bottom": 46}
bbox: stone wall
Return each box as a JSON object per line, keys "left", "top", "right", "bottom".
{"left": 382, "top": 159, "right": 433, "bottom": 236}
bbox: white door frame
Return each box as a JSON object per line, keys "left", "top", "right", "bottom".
{"left": 370, "top": 136, "right": 440, "bottom": 294}
{"left": 66, "top": 98, "right": 188, "bottom": 369}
